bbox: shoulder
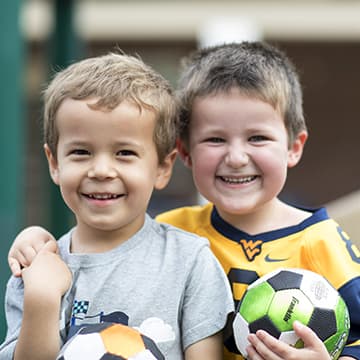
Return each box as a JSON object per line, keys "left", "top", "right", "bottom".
{"left": 147, "top": 216, "right": 226, "bottom": 270}
{"left": 156, "top": 203, "right": 213, "bottom": 233}
{"left": 150, "top": 216, "right": 210, "bottom": 250}
{"left": 300, "top": 207, "right": 342, "bottom": 237}
{"left": 282, "top": 207, "right": 342, "bottom": 245}
{"left": 56, "top": 229, "right": 73, "bottom": 258}
{"left": 5, "top": 275, "right": 24, "bottom": 293}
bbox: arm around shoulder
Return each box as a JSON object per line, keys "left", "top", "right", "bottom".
{"left": 8, "top": 226, "right": 57, "bottom": 277}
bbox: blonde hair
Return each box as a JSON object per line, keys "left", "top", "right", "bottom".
{"left": 43, "top": 52, "right": 177, "bottom": 163}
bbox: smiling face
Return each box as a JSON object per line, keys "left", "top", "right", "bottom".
{"left": 182, "top": 88, "right": 307, "bottom": 226}
{"left": 45, "top": 98, "right": 175, "bottom": 250}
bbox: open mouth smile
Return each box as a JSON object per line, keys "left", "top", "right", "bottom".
{"left": 84, "top": 193, "right": 123, "bottom": 200}
{"left": 218, "top": 175, "right": 258, "bottom": 184}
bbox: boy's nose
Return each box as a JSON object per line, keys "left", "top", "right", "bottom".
{"left": 87, "top": 157, "right": 117, "bottom": 179}
{"left": 224, "top": 148, "right": 249, "bottom": 168}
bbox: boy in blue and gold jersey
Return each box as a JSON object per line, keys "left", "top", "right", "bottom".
{"left": 7, "top": 42, "right": 360, "bottom": 360}
{"left": 157, "top": 42, "right": 360, "bottom": 360}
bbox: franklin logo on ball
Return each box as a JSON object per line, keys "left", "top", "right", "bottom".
{"left": 283, "top": 296, "right": 299, "bottom": 322}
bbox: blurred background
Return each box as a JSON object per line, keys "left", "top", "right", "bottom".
{"left": 1, "top": 0, "right": 360, "bottom": 342}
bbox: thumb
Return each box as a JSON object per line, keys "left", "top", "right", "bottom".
{"left": 293, "top": 321, "right": 322, "bottom": 348}
{"left": 41, "top": 238, "right": 59, "bottom": 254}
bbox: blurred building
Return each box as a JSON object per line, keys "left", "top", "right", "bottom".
{"left": 22, "top": 0, "right": 360, "bottom": 227}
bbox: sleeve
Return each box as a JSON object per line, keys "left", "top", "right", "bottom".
{"left": 181, "top": 244, "right": 234, "bottom": 350}
{"left": 0, "top": 277, "right": 24, "bottom": 359}
{"left": 306, "top": 219, "right": 360, "bottom": 359}
{"left": 339, "top": 278, "right": 360, "bottom": 359}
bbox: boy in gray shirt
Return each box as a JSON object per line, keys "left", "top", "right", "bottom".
{"left": 0, "top": 53, "right": 233, "bottom": 360}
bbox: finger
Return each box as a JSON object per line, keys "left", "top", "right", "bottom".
{"left": 254, "top": 330, "right": 294, "bottom": 360}
{"left": 31, "top": 233, "right": 56, "bottom": 252}
{"left": 246, "top": 342, "right": 264, "bottom": 360}
{"left": 19, "top": 246, "right": 39, "bottom": 266}
{"left": 8, "top": 248, "right": 30, "bottom": 268}
{"left": 8, "top": 257, "right": 22, "bottom": 277}
{"left": 42, "top": 239, "right": 59, "bottom": 254}
{"left": 248, "top": 332, "right": 282, "bottom": 360}
{"left": 293, "top": 321, "right": 323, "bottom": 348}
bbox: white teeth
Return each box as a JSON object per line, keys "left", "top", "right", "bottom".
{"left": 87, "top": 194, "right": 118, "bottom": 200}
{"left": 221, "top": 176, "right": 256, "bottom": 184}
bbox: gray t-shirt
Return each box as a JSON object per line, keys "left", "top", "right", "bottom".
{"left": 0, "top": 215, "right": 234, "bottom": 359}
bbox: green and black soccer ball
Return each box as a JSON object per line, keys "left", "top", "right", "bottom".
{"left": 57, "top": 322, "right": 164, "bottom": 360}
{"left": 233, "top": 268, "right": 350, "bottom": 359}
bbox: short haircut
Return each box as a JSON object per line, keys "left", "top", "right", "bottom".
{"left": 43, "top": 52, "right": 177, "bottom": 163}
{"left": 177, "top": 41, "right": 306, "bottom": 146}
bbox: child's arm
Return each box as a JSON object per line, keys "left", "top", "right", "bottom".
{"left": 246, "top": 321, "right": 354, "bottom": 360}
{"left": 8, "top": 226, "right": 57, "bottom": 277}
{"left": 14, "top": 249, "right": 72, "bottom": 360}
{"left": 185, "top": 332, "right": 223, "bottom": 359}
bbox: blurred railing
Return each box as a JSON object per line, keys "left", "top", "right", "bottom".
{"left": 327, "top": 190, "right": 360, "bottom": 247}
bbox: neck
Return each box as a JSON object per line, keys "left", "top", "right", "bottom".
{"left": 216, "top": 199, "right": 311, "bottom": 235}
{"left": 70, "top": 217, "right": 146, "bottom": 254}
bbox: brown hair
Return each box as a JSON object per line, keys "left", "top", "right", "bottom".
{"left": 177, "top": 41, "right": 306, "bottom": 146}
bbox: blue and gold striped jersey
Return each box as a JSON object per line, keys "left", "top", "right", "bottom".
{"left": 157, "top": 203, "right": 360, "bottom": 360}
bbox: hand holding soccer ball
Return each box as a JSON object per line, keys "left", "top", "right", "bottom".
{"left": 247, "top": 320, "right": 334, "bottom": 359}
{"left": 233, "top": 268, "right": 350, "bottom": 360}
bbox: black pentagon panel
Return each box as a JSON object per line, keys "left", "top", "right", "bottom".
{"left": 308, "top": 308, "right": 337, "bottom": 341}
{"left": 100, "top": 354, "right": 126, "bottom": 360}
{"left": 81, "top": 322, "right": 112, "bottom": 334}
{"left": 249, "top": 316, "right": 281, "bottom": 339}
{"left": 224, "top": 313, "right": 242, "bottom": 354}
{"left": 142, "top": 335, "right": 165, "bottom": 360}
{"left": 267, "top": 270, "right": 303, "bottom": 291}
{"left": 224, "top": 334, "right": 241, "bottom": 355}
{"left": 57, "top": 357, "right": 65, "bottom": 360}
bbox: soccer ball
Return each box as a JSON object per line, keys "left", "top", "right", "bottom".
{"left": 57, "top": 322, "right": 164, "bottom": 360}
{"left": 233, "top": 268, "right": 350, "bottom": 360}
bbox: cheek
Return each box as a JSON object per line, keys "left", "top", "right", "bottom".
{"left": 135, "top": 158, "right": 158, "bottom": 178}
{"left": 123, "top": 164, "right": 158, "bottom": 193}
{"left": 257, "top": 151, "right": 289, "bottom": 189}
{"left": 255, "top": 144, "right": 289, "bottom": 169}
{"left": 190, "top": 147, "right": 220, "bottom": 192}
{"left": 191, "top": 147, "right": 219, "bottom": 175}
{"left": 56, "top": 165, "right": 81, "bottom": 194}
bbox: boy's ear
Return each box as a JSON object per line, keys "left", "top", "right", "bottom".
{"left": 44, "top": 144, "right": 60, "bottom": 185}
{"left": 154, "top": 149, "right": 178, "bottom": 190}
{"left": 176, "top": 139, "right": 192, "bottom": 168}
{"left": 287, "top": 130, "right": 308, "bottom": 168}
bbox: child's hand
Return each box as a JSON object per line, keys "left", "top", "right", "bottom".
{"left": 246, "top": 321, "right": 331, "bottom": 360}
{"left": 8, "top": 226, "right": 58, "bottom": 277}
{"left": 22, "top": 249, "right": 72, "bottom": 299}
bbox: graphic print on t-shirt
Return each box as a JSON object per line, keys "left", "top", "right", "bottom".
{"left": 67, "top": 299, "right": 175, "bottom": 345}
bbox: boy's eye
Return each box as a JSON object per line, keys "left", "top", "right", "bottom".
{"left": 117, "top": 149, "right": 137, "bottom": 157}
{"left": 70, "top": 149, "right": 90, "bottom": 156}
{"left": 205, "top": 137, "right": 224, "bottom": 144}
{"left": 249, "top": 135, "right": 268, "bottom": 142}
